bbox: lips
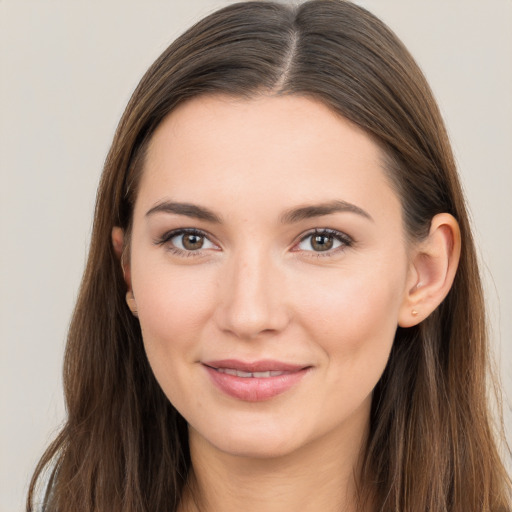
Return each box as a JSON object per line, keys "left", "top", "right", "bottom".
{"left": 202, "top": 359, "right": 310, "bottom": 401}
{"left": 215, "top": 368, "right": 289, "bottom": 378}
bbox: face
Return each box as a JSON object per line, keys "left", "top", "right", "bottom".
{"left": 126, "top": 95, "right": 414, "bottom": 459}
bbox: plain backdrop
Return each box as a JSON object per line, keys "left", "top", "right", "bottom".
{"left": 1, "top": 1, "right": 511, "bottom": 510}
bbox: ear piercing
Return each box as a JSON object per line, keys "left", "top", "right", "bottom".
{"left": 412, "top": 309, "right": 419, "bottom": 317}
{"left": 125, "top": 291, "right": 138, "bottom": 317}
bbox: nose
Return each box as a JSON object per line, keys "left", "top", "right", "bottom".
{"left": 214, "top": 249, "right": 291, "bottom": 340}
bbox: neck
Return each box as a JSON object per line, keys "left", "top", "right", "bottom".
{"left": 179, "top": 423, "right": 370, "bottom": 512}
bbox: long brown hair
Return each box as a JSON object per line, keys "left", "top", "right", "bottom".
{"left": 28, "top": 1, "right": 511, "bottom": 510}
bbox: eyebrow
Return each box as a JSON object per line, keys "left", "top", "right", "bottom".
{"left": 280, "top": 200, "right": 373, "bottom": 224}
{"left": 145, "top": 201, "right": 222, "bottom": 223}
{"left": 145, "top": 199, "right": 373, "bottom": 224}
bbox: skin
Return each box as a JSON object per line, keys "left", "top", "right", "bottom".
{"left": 112, "top": 94, "right": 460, "bottom": 512}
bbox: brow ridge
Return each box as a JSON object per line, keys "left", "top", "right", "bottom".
{"left": 145, "top": 201, "right": 222, "bottom": 223}
{"left": 145, "top": 199, "right": 372, "bottom": 224}
{"left": 280, "top": 200, "right": 373, "bottom": 224}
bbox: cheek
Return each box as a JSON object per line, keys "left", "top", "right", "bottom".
{"left": 131, "top": 259, "right": 220, "bottom": 412}
{"left": 311, "top": 274, "right": 400, "bottom": 337}
{"left": 131, "top": 258, "right": 217, "bottom": 360}
{"left": 293, "top": 259, "right": 406, "bottom": 370}
{"left": 291, "top": 263, "right": 406, "bottom": 427}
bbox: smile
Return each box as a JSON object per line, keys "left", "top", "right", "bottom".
{"left": 214, "top": 368, "right": 290, "bottom": 378}
{"left": 202, "top": 360, "right": 311, "bottom": 401}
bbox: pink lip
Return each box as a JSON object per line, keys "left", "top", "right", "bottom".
{"left": 202, "top": 359, "right": 311, "bottom": 402}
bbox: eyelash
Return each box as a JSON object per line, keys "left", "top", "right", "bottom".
{"left": 154, "top": 227, "right": 353, "bottom": 258}
{"left": 295, "top": 228, "right": 353, "bottom": 258}
{"left": 155, "top": 228, "right": 216, "bottom": 258}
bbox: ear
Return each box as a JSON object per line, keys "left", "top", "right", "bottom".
{"left": 112, "top": 227, "right": 138, "bottom": 317}
{"left": 398, "top": 213, "right": 461, "bottom": 327}
{"left": 111, "top": 226, "right": 131, "bottom": 287}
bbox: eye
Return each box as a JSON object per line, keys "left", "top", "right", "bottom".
{"left": 156, "top": 228, "right": 218, "bottom": 254}
{"left": 296, "top": 229, "right": 352, "bottom": 254}
{"left": 171, "top": 231, "right": 215, "bottom": 251}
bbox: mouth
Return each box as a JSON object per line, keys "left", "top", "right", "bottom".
{"left": 212, "top": 368, "right": 292, "bottom": 378}
{"left": 202, "top": 359, "right": 311, "bottom": 401}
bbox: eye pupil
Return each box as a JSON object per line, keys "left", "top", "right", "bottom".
{"left": 311, "top": 234, "right": 333, "bottom": 251}
{"left": 183, "top": 234, "right": 204, "bottom": 250}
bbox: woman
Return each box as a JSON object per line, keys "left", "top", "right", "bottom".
{"left": 28, "top": 1, "right": 511, "bottom": 511}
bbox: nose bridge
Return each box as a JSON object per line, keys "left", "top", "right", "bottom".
{"left": 216, "top": 244, "right": 288, "bottom": 339}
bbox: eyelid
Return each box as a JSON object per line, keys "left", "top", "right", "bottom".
{"left": 292, "top": 228, "right": 353, "bottom": 256}
{"left": 154, "top": 227, "right": 220, "bottom": 255}
{"left": 154, "top": 227, "right": 353, "bottom": 258}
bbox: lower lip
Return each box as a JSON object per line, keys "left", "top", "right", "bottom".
{"left": 203, "top": 365, "right": 309, "bottom": 402}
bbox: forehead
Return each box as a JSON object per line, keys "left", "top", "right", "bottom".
{"left": 136, "top": 94, "right": 401, "bottom": 223}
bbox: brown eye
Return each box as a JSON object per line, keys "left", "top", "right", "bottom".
{"left": 182, "top": 233, "right": 204, "bottom": 250}
{"left": 164, "top": 229, "right": 217, "bottom": 252}
{"left": 310, "top": 234, "right": 334, "bottom": 251}
{"left": 296, "top": 229, "right": 351, "bottom": 254}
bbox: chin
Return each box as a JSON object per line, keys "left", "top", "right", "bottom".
{"left": 190, "top": 419, "right": 311, "bottom": 460}
{"left": 217, "top": 435, "right": 304, "bottom": 460}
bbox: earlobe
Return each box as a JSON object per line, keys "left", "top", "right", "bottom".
{"left": 125, "top": 291, "right": 138, "bottom": 317}
{"left": 398, "top": 213, "right": 461, "bottom": 327}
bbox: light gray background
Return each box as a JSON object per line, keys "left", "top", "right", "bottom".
{"left": 1, "top": 1, "right": 511, "bottom": 511}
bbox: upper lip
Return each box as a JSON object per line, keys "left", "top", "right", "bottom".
{"left": 203, "top": 359, "right": 309, "bottom": 373}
